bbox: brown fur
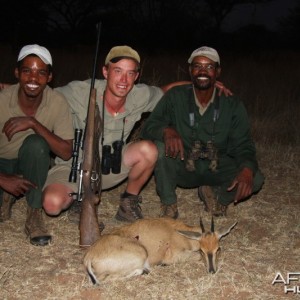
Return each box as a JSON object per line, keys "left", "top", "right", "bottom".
{"left": 83, "top": 217, "right": 237, "bottom": 284}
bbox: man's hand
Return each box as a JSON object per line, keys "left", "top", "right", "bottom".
{"left": 2, "top": 117, "right": 36, "bottom": 141}
{"left": 163, "top": 127, "right": 184, "bottom": 160}
{"left": 227, "top": 167, "right": 254, "bottom": 203}
{"left": 0, "top": 174, "right": 37, "bottom": 197}
{"left": 215, "top": 81, "right": 233, "bottom": 97}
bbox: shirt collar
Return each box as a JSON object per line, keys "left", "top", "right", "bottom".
{"left": 9, "top": 84, "right": 49, "bottom": 116}
{"left": 193, "top": 87, "right": 216, "bottom": 116}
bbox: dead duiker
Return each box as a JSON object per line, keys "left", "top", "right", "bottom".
{"left": 83, "top": 217, "right": 237, "bottom": 284}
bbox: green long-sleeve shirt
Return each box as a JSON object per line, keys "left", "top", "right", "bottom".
{"left": 140, "top": 84, "right": 258, "bottom": 173}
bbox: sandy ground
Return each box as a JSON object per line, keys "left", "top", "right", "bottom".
{"left": 0, "top": 144, "right": 299, "bottom": 300}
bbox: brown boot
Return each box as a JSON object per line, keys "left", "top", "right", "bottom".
{"left": 115, "top": 193, "right": 143, "bottom": 222}
{"left": 24, "top": 206, "right": 52, "bottom": 246}
{"left": 159, "top": 203, "right": 179, "bottom": 219}
{"left": 0, "top": 192, "right": 15, "bottom": 222}
{"left": 198, "top": 186, "right": 227, "bottom": 217}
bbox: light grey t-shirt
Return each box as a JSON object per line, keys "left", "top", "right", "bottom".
{"left": 54, "top": 79, "right": 163, "bottom": 165}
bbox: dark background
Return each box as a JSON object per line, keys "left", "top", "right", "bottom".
{"left": 0, "top": 0, "right": 299, "bottom": 53}
{"left": 0, "top": 0, "right": 299, "bottom": 87}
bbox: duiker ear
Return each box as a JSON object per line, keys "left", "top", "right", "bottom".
{"left": 177, "top": 230, "right": 202, "bottom": 240}
{"left": 216, "top": 222, "right": 237, "bottom": 240}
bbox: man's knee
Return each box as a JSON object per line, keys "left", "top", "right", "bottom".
{"left": 43, "top": 183, "right": 73, "bottom": 215}
{"left": 139, "top": 140, "right": 158, "bottom": 162}
{"left": 20, "top": 134, "right": 50, "bottom": 157}
{"left": 124, "top": 140, "right": 158, "bottom": 166}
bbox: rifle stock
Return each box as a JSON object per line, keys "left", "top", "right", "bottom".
{"left": 79, "top": 88, "right": 102, "bottom": 247}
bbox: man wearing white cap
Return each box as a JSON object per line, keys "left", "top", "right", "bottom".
{"left": 41, "top": 45, "right": 232, "bottom": 224}
{"left": 141, "top": 46, "right": 264, "bottom": 218}
{"left": 42, "top": 45, "right": 182, "bottom": 223}
{"left": 0, "top": 44, "right": 74, "bottom": 246}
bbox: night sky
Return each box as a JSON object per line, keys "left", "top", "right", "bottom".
{"left": 222, "top": 0, "right": 297, "bottom": 31}
{"left": 0, "top": 0, "right": 299, "bottom": 53}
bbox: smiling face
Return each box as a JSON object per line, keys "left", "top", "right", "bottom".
{"left": 189, "top": 56, "right": 221, "bottom": 91}
{"left": 102, "top": 58, "right": 139, "bottom": 100}
{"left": 15, "top": 55, "right": 52, "bottom": 100}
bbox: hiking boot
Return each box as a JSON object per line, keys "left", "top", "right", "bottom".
{"left": 198, "top": 186, "right": 227, "bottom": 217}
{"left": 115, "top": 193, "right": 143, "bottom": 222}
{"left": 0, "top": 192, "right": 15, "bottom": 222}
{"left": 68, "top": 200, "right": 81, "bottom": 224}
{"left": 24, "top": 206, "right": 52, "bottom": 246}
{"left": 159, "top": 203, "right": 179, "bottom": 219}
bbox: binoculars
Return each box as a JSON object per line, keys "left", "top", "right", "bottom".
{"left": 101, "top": 140, "right": 124, "bottom": 175}
{"left": 186, "top": 140, "right": 218, "bottom": 172}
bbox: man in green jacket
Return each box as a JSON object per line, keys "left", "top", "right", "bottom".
{"left": 140, "top": 46, "right": 264, "bottom": 218}
{"left": 0, "top": 46, "right": 232, "bottom": 224}
{"left": 42, "top": 45, "right": 232, "bottom": 223}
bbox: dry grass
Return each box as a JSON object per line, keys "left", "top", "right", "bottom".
{"left": 1, "top": 45, "right": 300, "bottom": 299}
{"left": 1, "top": 143, "right": 299, "bottom": 299}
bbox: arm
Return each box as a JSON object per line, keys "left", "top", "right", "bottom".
{"left": 2, "top": 117, "right": 72, "bottom": 160}
{"left": 0, "top": 173, "right": 36, "bottom": 197}
{"left": 141, "top": 88, "right": 185, "bottom": 160}
{"left": 163, "top": 127, "right": 185, "bottom": 160}
{"left": 140, "top": 93, "right": 172, "bottom": 142}
{"left": 160, "top": 80, "right": 233, "bottom": 96}
{"left": 160, "top": 81, "right": 190, "bottom": 93}
{"left": 227, "top": 101, "right": 258, "bottom": 172}
{"left": 226, "top": 101, "right": 258, "bottom": 202}
{"left": 227, "top": 167, "right": 254, "bottom": 203}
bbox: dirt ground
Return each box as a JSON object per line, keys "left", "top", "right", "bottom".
{"left": 0, "top": 144, "right": 299, "bottom": 300}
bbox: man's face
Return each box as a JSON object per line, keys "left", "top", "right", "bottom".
{"left": 15, "top": 56, "right": 52, "bottom": 99}
{"left": 189, "top": 56, "right": 220, "bottom": 91}
{"left": 102, "top": 58, "right": 139, "bottom": 98}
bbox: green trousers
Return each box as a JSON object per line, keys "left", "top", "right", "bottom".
{"left": 0, "top": 134, "right": 50, "bottom": 208}
{"left": 154, "top": 141, "right": 265, "bottom": 206}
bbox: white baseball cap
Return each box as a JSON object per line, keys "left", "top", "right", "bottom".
{"left": 17, "top": 44, "right": 52, "bottom": 66}
{"left": 188, "top": 46, "right": 220, "bottom": 65}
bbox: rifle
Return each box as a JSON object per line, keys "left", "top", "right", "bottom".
{"left": 69, "top": 22, "right": 103, "bottom": 247}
